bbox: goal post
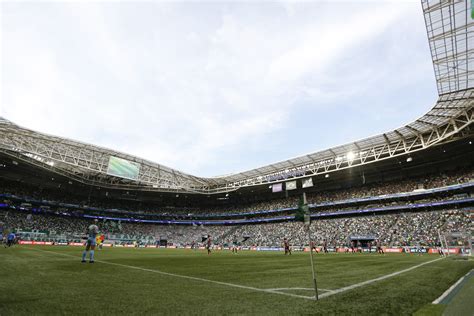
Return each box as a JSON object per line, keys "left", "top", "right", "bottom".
{"left": 442, "top": 230, "right": 472, "bottom": 257}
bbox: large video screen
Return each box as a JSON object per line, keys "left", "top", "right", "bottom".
{"left": 106, "top": 156, "right": 140, "bottom": 181}
{"left": 272, "top": 183, "right": 282, "bottom": 193}
{"left": 285, "top": 180, "right": 297, "bottom": 190}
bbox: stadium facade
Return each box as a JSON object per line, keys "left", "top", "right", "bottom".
{"left": 0, "top": 0, "right": 473, "bottom": 197}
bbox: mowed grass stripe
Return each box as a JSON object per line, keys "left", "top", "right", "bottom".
{"left": 29, "top": 247, "right": 317, "bottom": 300}
{"left": 61, "top": 247, "right": 434, "bottom": 290}
{"left": 29, "top": 247, "right": 444, "bottom": 301}
{"left": 319, "top": 257, "right": 445, "bottom": 298}
{"left": 2, "top": 246, "right": 472, "bottom": 315}
{"left": 28, "top": 247, "right": 437, "bottom": 284}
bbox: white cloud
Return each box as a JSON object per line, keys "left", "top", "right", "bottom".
{"left": 1, "top": 1, "right": 433, "bottom": 176}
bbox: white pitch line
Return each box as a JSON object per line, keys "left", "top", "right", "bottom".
{"left": 27, "top": 248, "right": 445, "bottom": 301}
{"left": 29, "top": 248, "right": 316, "bottom": 301}
{"left": 319, "top": 257, "right": 445, "bottom": 299}
{"left": 267, "top": 288, "right": 333, "bottom": 292}
{"left": 432, "top": 269, "right": 473, "bottom": 304}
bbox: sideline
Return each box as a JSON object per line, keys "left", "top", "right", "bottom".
{"left": 432, "top": 269, "right": 473, "bottom": 304}
{"left": 27, "top": 247, "right": 444, "bottom": 301}
{"left": 29, "top": 247, "right": 317, "bottom": 300}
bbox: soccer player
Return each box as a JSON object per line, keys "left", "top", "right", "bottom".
{"left": 0, "top": 221, "right": 3, "bottom": 245}
{"left": 419, "top": 245, "right": 425, "bottom": 256}
{"left": 206, "top": 235, "right": 212, "bottom": 255}
{"left": 99, "top": 234, "right": 105, "bottom": 249}
{"left": 6, "top": 232, "right": 15, "bottom": 247}
{"left": 232, "top": 240, "right": 238, "bottom": 254}
{"left": 82, "top": 220, "right": 99, "bottom": 263}
{"left": 322, "top": 239, "right": 328, "bottom": 254}
{"left": 351, "top": 240, "right": 356, "bottom": 254}
{"left": 96, "top": 235, "right": 102, "bottom": 250}
{"left": 376, "top": 239, "right": 384, "bottom": 255}
{"left": 436, "top": 242, "right": 444, "bottom": 256}
{"left": 283, "top": 238, "right": 291, "bottom": 255}
{"left": 403, "top": 245, "right": 410, "bottom": 254}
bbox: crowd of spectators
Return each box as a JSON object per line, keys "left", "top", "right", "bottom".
{"left": 305, "top": 169, "right": 474, "bottom": 205}
{"left": 1, "top": 168, "right": 472, "bottom": 217}
{"left": 0, "top": 208, "right": 232, "bottom": 246}
{"left": 221, "top": 209, "right": 471, "bottom": 248}
{"left": 0, "top": 167, "right": 472, "bottom": 248}
{"left": 1, "top": 207, "right": 470, "bottom": 248}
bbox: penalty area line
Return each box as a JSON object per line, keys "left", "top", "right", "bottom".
{"left": 319, "top": 257, "right": 445, "bottom": 299}
{"left": 28, "top": 247, "right": 317, "bottom": 301}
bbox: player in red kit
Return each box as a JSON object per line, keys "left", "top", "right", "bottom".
{"left": 99, "top": 234, "right": 105, "bottom": 250}
{"left": 206, "top": 235, "right": 212, "bottom": 255}
{"left": 351, "top": 240, "right": 356, "bottom": 253}
{"left": 376, "top": 239, "right": 384, "bottom": 254}
{"left": 283, "top": 238, "right": 291, "bottom": 255}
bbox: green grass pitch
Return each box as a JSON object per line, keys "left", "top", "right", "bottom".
{"left": 0, "top": 246, "right": 472, "bottom": 315}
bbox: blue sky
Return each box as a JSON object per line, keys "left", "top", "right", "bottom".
{"left": 0, "top": 1, "right": 437, "bottom": 177}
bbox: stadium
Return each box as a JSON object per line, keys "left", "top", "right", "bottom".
{"left": 0, "top": 0, "right": 473, "bottom": 315}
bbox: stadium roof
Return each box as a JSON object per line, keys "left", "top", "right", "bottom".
{"left": 0, "top": 0, "right": 473, "bottom": 194}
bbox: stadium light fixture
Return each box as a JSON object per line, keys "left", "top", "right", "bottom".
{"left": 346, "top": 151, "right": 356, "bottom": 161}
{"left": 325, "top": 174, "right": 329, "bottom": 178}
{"left": 406, "top": 157, "right": 413, "bottom": 162}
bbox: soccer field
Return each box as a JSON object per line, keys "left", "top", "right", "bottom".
{"left": 0, "top": 246, "right": 472, "bottom": 315}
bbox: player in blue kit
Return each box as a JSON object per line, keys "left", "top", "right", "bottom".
{"left": 0, "top": 221, "right": 4, "bottom": 246}
{"left": 6, "top": 232, "right": 16, "bottom": 247}
{"left": 82, "top": 220, "right": 99, "bottom": 263}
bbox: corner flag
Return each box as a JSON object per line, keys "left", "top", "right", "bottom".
{"left": 296, "top": 192, "right": 318, "bottom": 300}
{"left": 295, "top": 193, "right": 310, "bottom": 226}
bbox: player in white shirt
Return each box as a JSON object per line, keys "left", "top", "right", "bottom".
{"left": 82, "top": 220, "right": 99, "bottom": 263}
